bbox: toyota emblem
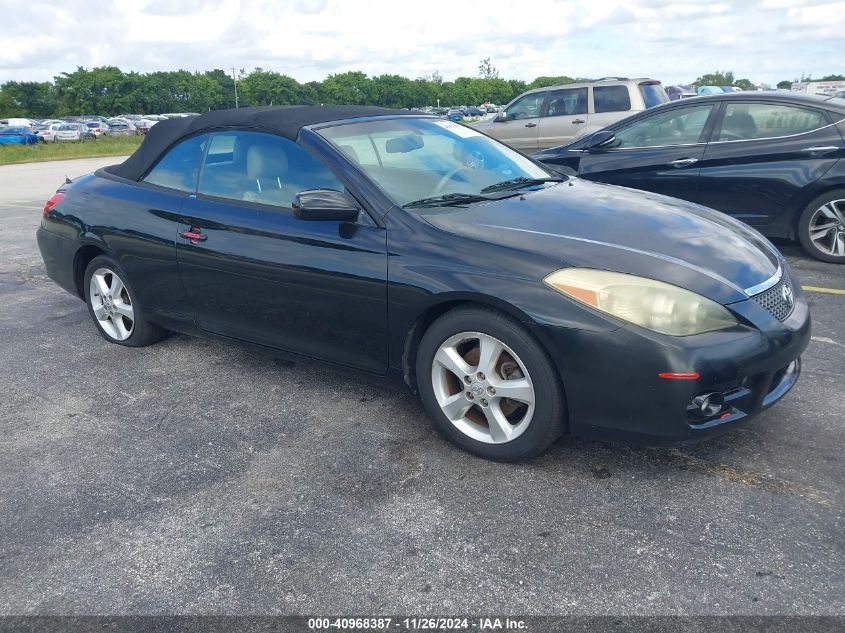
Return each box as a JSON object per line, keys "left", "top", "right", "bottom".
{"left": 781, "top": 283, "right": 794, "bottom": 308}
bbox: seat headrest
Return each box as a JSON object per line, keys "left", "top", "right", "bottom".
{"left": 246, "top": 143, "right": 288, "bottom": 180}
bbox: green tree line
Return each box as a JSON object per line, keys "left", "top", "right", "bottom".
{"left": 0, "top": 65, "right": 578, "bottom": 117}
{"left": 3, "top": 65, "right": 841, "bottom": 118}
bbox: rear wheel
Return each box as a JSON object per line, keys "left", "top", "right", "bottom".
{"left": 798, "top": 190, "right": 845, "bottom": 263}
{"left": 83, "top": 256, "right": 168, "bottom": 347}
{"left": 416, "top": 306, "right": 565, "bottom": 461}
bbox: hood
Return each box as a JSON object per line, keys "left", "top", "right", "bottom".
{"left": 421, "top": 179, "right": 781, "bottom": 305}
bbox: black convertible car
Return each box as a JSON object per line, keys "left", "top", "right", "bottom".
{"left": 37, "top": 106, "right": 809, "bottom": 461}
{"left": 533, "top": 92, "right": 845, "bottom": 263}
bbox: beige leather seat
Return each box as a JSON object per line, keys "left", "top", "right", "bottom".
{"left": 243, "top": 143, "right": 293, "bottom": 206}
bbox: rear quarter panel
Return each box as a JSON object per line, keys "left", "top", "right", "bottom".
{"left": 46, "top": 173, "right": 191, "bottom": 318}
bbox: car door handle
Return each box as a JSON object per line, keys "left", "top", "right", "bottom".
{"left": 668, "top": 158, "right": 699, "bottom": 168}
{"left": 801, "top": 146, "right": 839, "bottom": 155}
{"left": 524, "top": 122, "right": 537, "bottom": 128}
{"left": 179, "top": 227, "right": 207, "bottom": 244}
{"left": 572, "top": 119, "right": 585, "bottom": 124}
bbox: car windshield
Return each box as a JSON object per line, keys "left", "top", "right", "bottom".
{"left": 59, "top": 125, "right": 76, "bottom": 131}
{"left": 317, "top": 117, "right": 555, "bottom": 207}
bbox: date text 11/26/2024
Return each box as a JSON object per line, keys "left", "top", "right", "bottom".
{"left": 307, "top": 617, "right": 527, "bottom": 630}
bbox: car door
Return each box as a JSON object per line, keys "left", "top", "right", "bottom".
{"left": 536, "top": 87, "right": 589, "bottom": 149}
{"left": 176, "top": 130, "right": 389, "bottom": 373}
{"left": 488, "top": 91, "right": 548, "bottom": 151}
{"left": 695, "top": 101, "right": 843, "bottom": 235}
{"left": 117, "top": 133, "right": 210, "bottom": 322}
{"left": 577, "top": 102, "right": 718, "bottom": 202}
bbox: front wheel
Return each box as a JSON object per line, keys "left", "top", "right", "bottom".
{"left": 416, "top": 306, "right": 566, "bottom": 461}
{"left": 84, "top": 256, "right": 168, "bottom": 347}
{"left": 798, "top": 190, "right": 845, "bottom": 263}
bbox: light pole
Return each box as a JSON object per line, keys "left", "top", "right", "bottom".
{"left": 232, "top": 67, "right": 239, "bottom": 108}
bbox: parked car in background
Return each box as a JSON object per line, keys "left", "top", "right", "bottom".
{"left": 533, "top": 92, "right": 845, "bottom": 262}
{"left": 446, "top": 108, "right": 464, "bottom": 121}
{"left": 36, "top": 106, "right": 808, "bottom": 461}
{"left": 0, "top": 126, "right": 41, "bottom": 145}
{"left": 33, "top": 123, "right": 63, "bottom": 142}
{"left": 136, "top": 115, "right": 165, "bottom": 135}
{"left": 107, "top": 122, "right": 138, "bottom": 136}
{"left": 667, "top": 85, "right": 697, "bottom": 100}
{"left": 56, "top": 123, "right": 95, "bottom": 142}
{"left": 835, "top": 91, "right": 845, "bottom": 99}
{"left": 0, "top": 118, "right": 35, "bottom": 128}
{"left": 475, "top": 78, "right": 668, "bottom": 151}
{"left": 85, "top": 121, "right": 110, "bottom": 137}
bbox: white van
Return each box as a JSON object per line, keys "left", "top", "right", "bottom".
{"left": 0, "top": 118, "right": 34, "bottom": 127}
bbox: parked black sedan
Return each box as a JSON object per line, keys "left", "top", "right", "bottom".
{"left": 37, "top": 106, "right": 809, "bottom": 461}
{"left": 533, "top": 93, "right": 845, "bottom": 263}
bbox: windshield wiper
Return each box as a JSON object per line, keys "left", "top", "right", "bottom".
{"left": 403, "top": 192, "right": 498, "bottom": 209}
{"left": 480, "top": 176, "right": 564, "bottom": 194}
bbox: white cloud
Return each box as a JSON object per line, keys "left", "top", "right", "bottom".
{"left": 0, "top": 0, "right": 842, "bottom": 85}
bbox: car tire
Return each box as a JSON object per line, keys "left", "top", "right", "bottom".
{"left": 798, "top": 190, "right": 845, "bottom": 263}
{"left": 416, "top": 306, "right": 566, "bottom": 461}
{"left": 83, "top": 255, "right": 168, "bottom": 347}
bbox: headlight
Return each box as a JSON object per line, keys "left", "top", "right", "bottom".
{"left": 544, "top": 269, "right": 738, "bottom": 336}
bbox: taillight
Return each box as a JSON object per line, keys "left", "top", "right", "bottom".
{"left": 43, "top": 192, "right": 65, "bottom": 217}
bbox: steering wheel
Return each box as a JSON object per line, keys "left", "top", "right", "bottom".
{"left": 434, "top": 166, "right": 471, "bottom": 195}
{"left": 434, "top": 150, "right": 486, "bottom": 194}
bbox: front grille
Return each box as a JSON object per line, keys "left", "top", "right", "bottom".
{"left": 752, "top": 274, "right": 795, "bottom": 322}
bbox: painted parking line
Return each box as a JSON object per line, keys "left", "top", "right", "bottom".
{"left": 803, "top": 286, "right": 845, "bottom": 295}
{"left": 0, "top": 203, "right": 42, "bottom": 210}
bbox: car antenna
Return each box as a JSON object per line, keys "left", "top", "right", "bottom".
{"left": 64, "top": 176, "right": 72, "bottom": 184}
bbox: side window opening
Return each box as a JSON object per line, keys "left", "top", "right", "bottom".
{"left": 505, "top": 92, "right": 547, "bottom": 120}
{"left": 142, "top": 134, "right": 207, "bottom": 193}
{"left": 612, "top": 105, "right": 714, "bottom": 148}
{"left": 546, "top": 88, "right": 588, "bottom": 117}
{"left": 718, "top": 103, "right": 824, "bottom": 141}
{"left": 197, "top": 131, "right": 344, "bottom": 209}
{"left": 593, "top": 85, "right": 632, "bottom": 114}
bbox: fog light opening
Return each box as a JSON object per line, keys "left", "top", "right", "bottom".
{"left": 692, "top": 392, "right": 725, "bottom": 417}
{"left": 686, "top": 390, "right": 731, "bottom": 424}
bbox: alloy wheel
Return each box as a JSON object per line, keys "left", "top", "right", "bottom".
{"left": 89, "top": 267, "right": 135, "bottom": 341}
{"left": 808, "top": 199, "right": 845, "bottom": 257}
{"left": 430, "top": 331, "right": 535, "bottom": 444}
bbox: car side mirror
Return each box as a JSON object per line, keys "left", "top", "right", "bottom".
{"left": 496, "top": 111, "right": 507, "bottom": 122}
{"left": 292, "top": 189, "right": 360, "bottom": 222}
{"left": 586, "top": 130, "right": 617, "bottom": 153}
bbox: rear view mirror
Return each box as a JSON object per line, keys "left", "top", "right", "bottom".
{"left": 385, "top": 133, "right": 424, "bottom": 153}
{"left": 496, "top": 111, "right": 507, "bottom": 122}
{"left": 586, "top": 131, "right": 616, "bottom": 152}
{"left": 292, "top": 189, "right": 359, "bottom": 222}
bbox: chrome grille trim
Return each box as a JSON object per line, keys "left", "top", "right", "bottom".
{"left": 752, "top": 274, "right": 795, "bottom": 322}
{"left": 744, "top": 265, "right": 783, "bottom": 297}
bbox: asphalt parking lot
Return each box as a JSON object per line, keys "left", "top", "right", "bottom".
{"left": 0, "top": 158, "right": 843, "bottom": 616}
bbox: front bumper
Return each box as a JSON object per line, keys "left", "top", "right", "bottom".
{"left": 529, "top": 293, "right": 811, "bottom": 445}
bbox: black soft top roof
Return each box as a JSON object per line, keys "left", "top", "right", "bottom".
{"left": 109, "top": 105, "right": 417, "bottom": 181}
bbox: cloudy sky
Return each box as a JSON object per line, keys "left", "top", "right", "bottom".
{"left": 1, "top": 0, "right": 843, "bottom": 86}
